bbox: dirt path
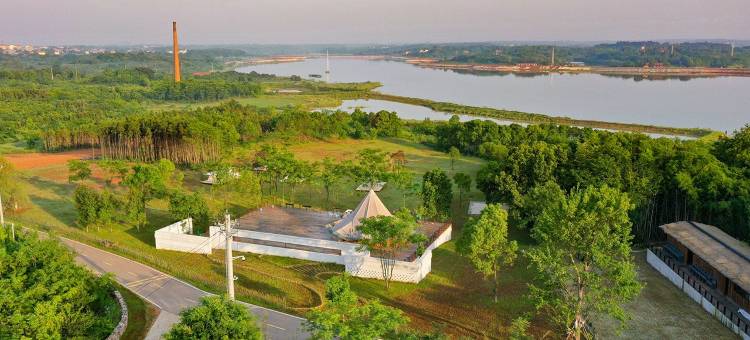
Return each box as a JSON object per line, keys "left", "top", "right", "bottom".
{"left": 4, "top": 149, "right": 98, "bottom": 170}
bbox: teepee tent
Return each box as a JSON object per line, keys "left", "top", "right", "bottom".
{"left": 332, "top": 190, "right": 391, "bottom": 240}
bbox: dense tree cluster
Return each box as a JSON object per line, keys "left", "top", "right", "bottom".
{"left": 432, "top": 118, "right": 750, "bottom": 243}
{"left": 306, "top": 274, "right": 426, "bottom": 340}
{"left": 0, "top": 229, "right": 119, "bottom": 339}
{"left": 388, "top": 42, "right": 750, "bottom": 68}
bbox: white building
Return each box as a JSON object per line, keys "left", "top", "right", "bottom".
{"left": 155, "top": 190, "right": 452, "bottom": 283}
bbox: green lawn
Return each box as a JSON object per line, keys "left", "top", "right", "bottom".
{"left": 116, "top": 282, "right": 159, "bottom": 340}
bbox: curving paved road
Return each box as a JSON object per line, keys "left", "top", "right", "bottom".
{"left": 61, "top": 238, "right": 309, "bottom": 339}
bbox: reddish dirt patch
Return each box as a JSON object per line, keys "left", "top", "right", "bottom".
{"left": 4, "top": 149, "right": 99, "bottom": 170}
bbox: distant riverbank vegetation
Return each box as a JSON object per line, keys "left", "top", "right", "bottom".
{"left": 380, "top": 41, "right": 750, "bottom": 68}
{"left": 368, "top": 92, "right": 714, "bottom": 138}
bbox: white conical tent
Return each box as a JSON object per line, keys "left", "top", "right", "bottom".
{"left": 332, "top": 190, "right": 391, "bottom": 240}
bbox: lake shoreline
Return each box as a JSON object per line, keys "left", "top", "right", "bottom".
{"left": 404, "top": 58, "right": 750, "bottom": 78}
{"left": 364, "top": 93, "right": 714, "bottom": 138}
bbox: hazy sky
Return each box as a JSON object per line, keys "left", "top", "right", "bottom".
{"left": 2, "top": 0, "right": 748, "bottom": 45}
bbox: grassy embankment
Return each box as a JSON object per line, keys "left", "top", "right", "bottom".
{"left": 367, "top": 92, "right": 715, "bottom": 138}
{"left": 115, "top": 282, "right": 160, "bottom": 340}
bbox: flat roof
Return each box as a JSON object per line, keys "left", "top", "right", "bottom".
{"left": 236, "top": 206, "right": 340, "bottom": 241}
{"left": 236, "top": 206, "right": 450, "bottom": 261}
{"left": 661, "top": 221, "right": 750, "bottom": 293}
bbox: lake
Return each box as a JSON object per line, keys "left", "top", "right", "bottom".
{"left": 237, "top": 58, "right": 750, "bottom": 132}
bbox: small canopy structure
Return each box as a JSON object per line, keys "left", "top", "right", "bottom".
{"left": 331, "top": 190, "right": 391, "bottom": 240}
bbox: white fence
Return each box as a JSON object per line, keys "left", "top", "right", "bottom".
{"left": 154, "top": 220, "right": 452, "bottom": 284}
{"left": 647, "top": 249, "right": 750, "bottom": 340}
{"left": 209, "top": 227, "right": 364, "bottom": 265}
{"left": 345, "top": 225, "right": 452, "bottom": 283}
{"left": 154, "top": 218, "right": 214, "bottom": 254}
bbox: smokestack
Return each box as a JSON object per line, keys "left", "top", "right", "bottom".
{"left": 172, "top": 21, "right": 181, "bottom": 82}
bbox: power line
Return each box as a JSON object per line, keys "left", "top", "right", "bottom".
{"left": 141, "top": 230, "right": 222, "bottom": 302}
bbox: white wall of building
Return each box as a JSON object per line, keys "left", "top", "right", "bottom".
{"left": 647, "top": 249, "right": 750, "bottom": 339}
{"left": 155, "top": 221, "right": 452, "bottom": 284}
{"left": 154, "top": 218, "right": 213, "bottom": 254}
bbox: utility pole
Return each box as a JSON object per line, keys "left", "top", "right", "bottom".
{"left": 50, "top": 67, "right": 54, "bottom": 81}
{"left": 731, "top": 42, "right": 735, "bottom": 57}
{"left": 224, "top": 212, "right": 235, "bottom": 300}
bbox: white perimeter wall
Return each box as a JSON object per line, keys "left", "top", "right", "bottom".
{"left": 154, "top": 222, "right": 452, "bottom": 284}
{"left": 647, "top": 249, "right": 750, "bottom": 339}
{"left": 345, "top": 225, "right": 452, "bottom": 283}
{"left": 154, "top": 218, "right": 213, "bottom": 254}
{"left": 209, "top": 227, "right": 364, "bottom": 265}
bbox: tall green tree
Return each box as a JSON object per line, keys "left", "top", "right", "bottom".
{"left": 527, "top": 185, "right": 641, "bottom": 340}
{"left": 317, "top": 157, "right": 345, "bottom": 208}
{"left": 457, "top": 204, "right": 517, "bottom": 303}
{"left": 165, "top": 295, "right": 262, "bottom": 340}
{"left": 420, "top": 169, "right": 453, "bottom": 220}
{"left": 305, "top": 275, "right": 409, "bottom": 340}
{"left": 73, "top": 185, "right": 118, "bottom": 232}
{"left": 448, "top": 146, "right": 460, "bottom": 170}
{"left": 513, "top": 181, "right": 565, "bottom": 229}
{"left": 349, "top": 148, "right": 393, "bottom": 188}
{"left": 452, "top": 172, "right": 472, "bottom": 204}
{"left": 169, "top": 190, "right": 210, "bottom": 229}
{"left": 357, "top": 214, "right": 427, "bottom": 289}
{"left": 0, "top": 156, "right": 24, "bottom": 216}
{"left": 123, "top": 159, "right": 179, "bottom": 230}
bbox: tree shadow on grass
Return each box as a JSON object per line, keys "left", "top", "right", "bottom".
{"left": 28, "top": 194, "right": 77, "bottom": 227}
{"left": 26, "top": 175, "right": 76, "bottom": 197}
{"left": 122, "top": 208, "right": 174, "bottom": 247}
{"left": 209, "top": 263, "right": 287, "bottom": 300}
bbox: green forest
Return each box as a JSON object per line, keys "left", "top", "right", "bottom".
{"left": 387, "top": 41, "right": 750, "bottom": 67}
{"left": 0, "top": 229, "right": 120, "bottom": 339}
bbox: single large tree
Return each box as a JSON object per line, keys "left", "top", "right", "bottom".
{"left": 349, "top": 148, "right": 392, "bottom": 188}
{"left": 420, "top": 169, "right": 453, "bottom": 220}
{"left": 73, "top": 185, "right": 118, "bottom": 232}
{"left": 305, "top": 275, "right": 409, "bottom": 340}
{"left": 357, "top": 214, "right": 426, "bottom": 289}
{"left": 123, "top": 159, "right": 179, "bottom": 230}
{"left": 316, "top": 157, "right": 345, "bottom": 208}
{"left": 169, "top": 190, "right": 210, "bottom": 229}
{"left": 452, "top": 172, "right": 472, "bottom": 204}
{"left": 457, "top": 204, "right": 517, "bottom": 303}
{"left": 527, "top": 185, "right": 642, "bottom": 340}
{"left": 165, "top": 295, "right": 262, "bottom": 340}
{"left": 0, "top": 156, "right": 24, "bottom": 216}
{"left": 448, "top": 146, "right": 461, "bottom": 170}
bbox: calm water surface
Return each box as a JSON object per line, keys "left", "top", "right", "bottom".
{"left": 238, "top": 58, "right": 750, "bottom": 132}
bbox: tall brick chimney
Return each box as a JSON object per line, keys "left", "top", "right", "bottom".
{"left": 172, "top": 21, "right": 181, "bottom": 82}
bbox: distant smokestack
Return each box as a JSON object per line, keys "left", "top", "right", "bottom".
{"left": 172, "top": 21, "right": 181, "bottom": 82}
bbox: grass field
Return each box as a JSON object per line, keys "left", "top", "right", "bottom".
{"left": 116, "top": 282, "right": 160, "bottom": 340}
{"left": 3, "top": 137, "right": 735, "bottom": 339}
{"left": 593, "top": 251, "right": 737, "bottom": 339}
